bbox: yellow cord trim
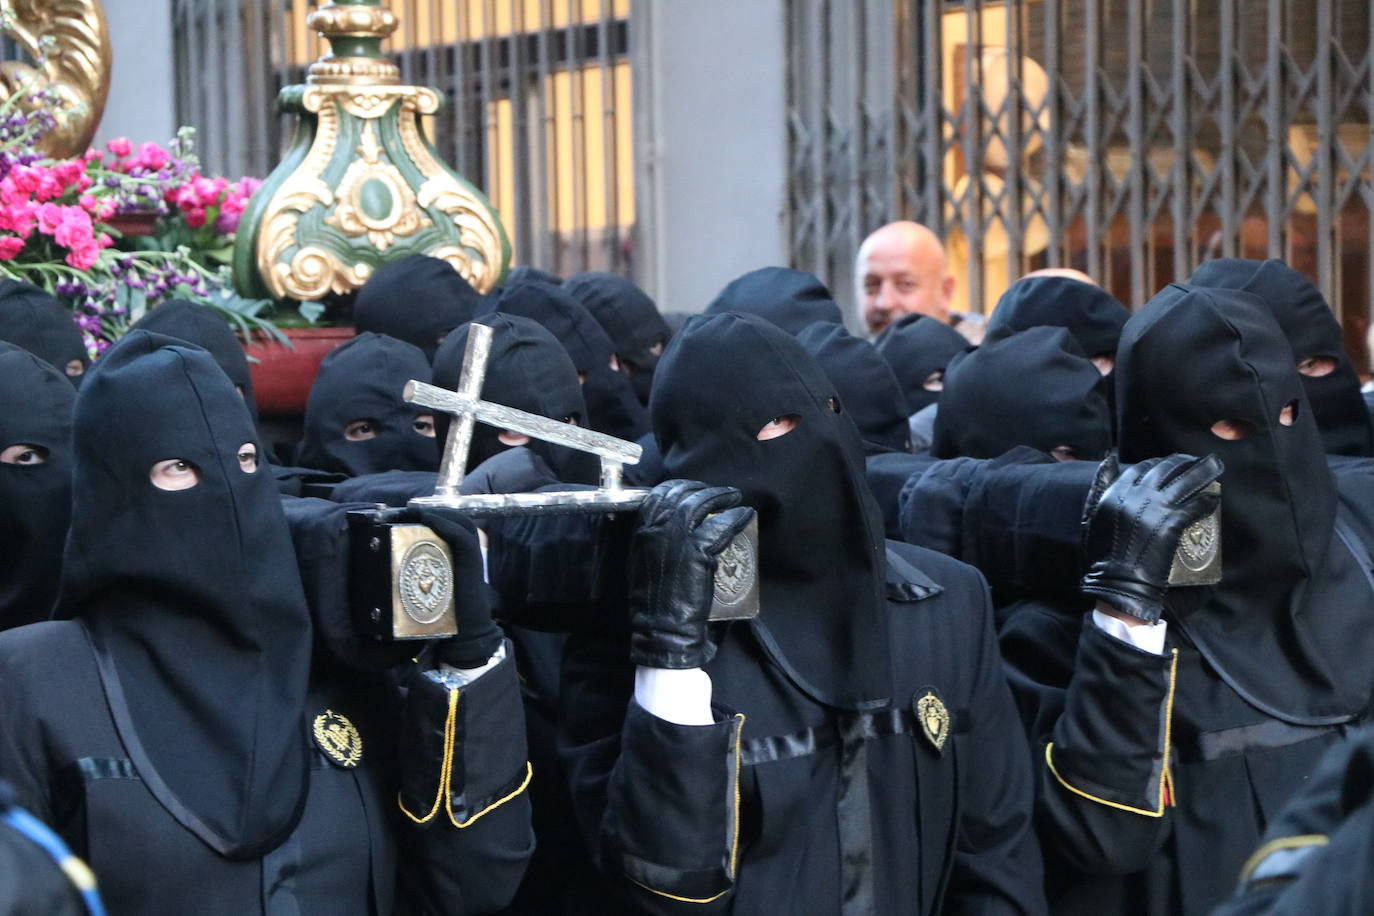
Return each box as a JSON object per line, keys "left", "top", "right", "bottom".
{"left": 729, "top": 713, "right": 745, "bottom": 877}
{"left": 1046, "top": 647, "right": 1179, "bottom": 818}
{"left": 1238, "top": 833, "right": 1329, "bottom": 883}
{"left": 58, "top": 855, "right": 98, "bottom": 892}
{"left": 629, "top": 713, "right": 748, "bottom": 904}
{"left": 449, "top": 761, "right": 534, "bottom": 828}
{"left": 398, "top": 687, "right": 460, "bottom": 824}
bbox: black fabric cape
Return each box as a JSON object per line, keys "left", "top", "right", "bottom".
{"left": 932, "top": 325, "right": 1111, "bottom": 461}
{"left": 562, "top": 272, "right": 670, "bottom": 406}
{"left": 132, "top": 298, "right": 259, "bottom": 422}
{"left": 353, "top": 254, "right": 481, "bottom": 361}
{"left": 482, "top": 279, "right": 649, "bottom": 442}
{"left": 0, "top": 280, "right": 88, "bottom": 385}
{"left": 54, "top": 330, "right": 313, "bottom": 858}
{"left": 704, "top": 266, "right": 844, "bottom": 335}
{"left": 1190, "top": 257, "right": 1374, "bottom": 457}
{"left": 872, "top": 313, "right": 970, "bottom": 413}
{"left": 796, "top": 321, "right": 912, "bottom": 455}
{"left": 0, "top": 342, "right": 74, "bottom": 630}
{"left": 296, "top": 331, "right": 439, "bottom": 477}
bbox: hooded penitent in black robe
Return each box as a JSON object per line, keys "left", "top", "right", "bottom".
{"left": 987, "top": 285, "right": 1374, "bottom": 914}
{"left": 295, "top": 331, "right": 439, "bottom": 477}
{"left": 353, "top": 254, "right": 482, "bottom": 361}
{"left": 562, "top": 273, "right": 671, "bottom": 407}
{"left": 131, "top": 298, "right": 260, "bottom": 422}
{"left": 0, "top": 280, "right": 89, "bottom": 385}
{"left": 932, "top": 325, "right": 1111, "bottom": 463}
{"left": 0, "top": 331, "right": 533, "bottom": 914}
{"left": 0, "top": 343, "right": 75, "bottom": 631}
{"left": 1190, "top": 257, "right": 1374, "bottom": 457}
{"left": 704, "top": 267, "right": 844, "bottom": 335}
{"left": 558, "top": 312, "right": 1044, "bottom": 914}
{"left": 483, "top": 281, "right": 649, "bottom": 442}
{"left": 873, "top": 314, "right": 970, "bottom": 416}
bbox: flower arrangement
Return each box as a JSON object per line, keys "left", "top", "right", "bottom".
{"left": 0, "top": 82, "right": 288, "bottom": 356}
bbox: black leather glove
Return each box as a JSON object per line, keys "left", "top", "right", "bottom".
{"left": 415, "top": 507, "right": 505, "bottom": 668}
{"left": 459, "top": 446, "right": 559, "bottom": 496}
{"left": 1080, "top": 453, "right": 1223, "bottom": 623}
{"left": 628, "top": 479, "right": 756, "bottom": 669}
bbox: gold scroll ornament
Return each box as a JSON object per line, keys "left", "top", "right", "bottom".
{"left": 0, "top": 0, "right": 111, "bottom": 158}
{"left": 249, "top": 2, "right": 508, "bottom": 301}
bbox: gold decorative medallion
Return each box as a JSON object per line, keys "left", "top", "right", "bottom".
{"left": 312, "top": 709, "right": 363, "bottom": 768}
{"left": 915, "top": 692, "right": 951, "bottom": 751}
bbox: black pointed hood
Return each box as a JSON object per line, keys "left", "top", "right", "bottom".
{"left": 653, "top": 311, "right": 891, "bottom": 710}
{"left": 0, "top": 343, "right": 74, "bottom": 629}
{"left": 872, "top": 313, "right": 969, "bottom": 412}
{"left": 0, "top": 280, "right": 88, "bottom": 386}
{"left": 434, "top": 314, "right": 599, "bottom": 485}
{"left": 482, "top": 280, "right": 649, "bottom": 441}
{"left": 353, "top": 254, "right": 482, "bottom": 361}
{"left": 57, "top": 330, "right": 312, "bottom": 857}
{"left": 1117, "top": 284, "right": 1374, "bottom": 724}
{"left": 705, "top": 267, "right": 844, "bottom": 335}
{"left": 297, "top": 332, "right": 438, "bottom": 477}
{"left": 932, "top": 325, "right": 1111, "bottom": 461}
{"left": 1189, "top": 257, "right": 1373, "bottom": 457}
{"left": 987, "top": 275, "right": 1129, "bottom": 361}
{"left": 795, "top": 322, "right": 912, "bottom": 455}
{"left": 562, "top": 272, "right": 670, "bottom": 405}
{"left": 132, "top": 299, "right": 258, "bottom": 422}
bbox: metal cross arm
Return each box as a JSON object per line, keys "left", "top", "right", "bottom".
{"left": 402, "top": 322, "right": 648, "bottom": 515}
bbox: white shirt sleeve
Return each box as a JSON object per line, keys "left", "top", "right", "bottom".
{"left": 1091, "top": 609, "right": 1169, "bottom": 656}
{"left": 427, "top": 642, "right": 509, "bottom": 688}
{"left": 634, "top": 666, "right": 715, "bottom": 726}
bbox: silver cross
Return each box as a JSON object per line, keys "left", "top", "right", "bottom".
{"left": 404, "top": 322, "right": 652, "bottom": 517}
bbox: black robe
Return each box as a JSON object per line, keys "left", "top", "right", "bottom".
{"left": 0, "top": 621, "right": 533, "bottom": 915}
{"left": 557, "top": 542, "right": 1045, "bottom": 914}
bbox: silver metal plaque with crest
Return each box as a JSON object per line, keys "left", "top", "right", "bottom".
{"left": 1167, "top": 482, "right": 1222, "bottom": 587}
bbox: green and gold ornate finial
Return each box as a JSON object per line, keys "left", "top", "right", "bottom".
{"left": 233, "top": 1, "right": 510, "bottom": 302}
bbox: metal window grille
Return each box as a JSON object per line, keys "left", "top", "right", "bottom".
{"left": 172, "top": 0, "right": 636, "bottom": 278}
{"left": 789, "top": 0, "right": 1374, "bottom": 366}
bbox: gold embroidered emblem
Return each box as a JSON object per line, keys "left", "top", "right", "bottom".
{"left": 312, "top": 709, "right": 363, "bottom": 768}
{"left": 916, "top": 692, "right": 950, "bottom": 751}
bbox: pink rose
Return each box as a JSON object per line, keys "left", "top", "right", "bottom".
{"left": 105, "top": 137, "right": 133, "bottom": 158}
{"left": 0, "top": 236, "right": 24, "bottom": 259}
{"left": 184, "top": 206, "right": 207, "bottom": 228}
{"left": 136, "top": 142, "right": 169, "bottom": 171}
{"left": 34, "top": 202, "right": 63, "bottom": 234}
{"left": 64, "top": 241, "right": 99, "bottom": 270}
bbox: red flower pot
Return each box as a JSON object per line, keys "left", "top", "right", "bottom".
{"left": 245, "top": 326, "right": 356, "bottom": 417}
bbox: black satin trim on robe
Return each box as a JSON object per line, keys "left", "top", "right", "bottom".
{"left": 737, "top": 707, "right": 969, "bottom": 766}
{"left": 1173, "top": 719, "right": 1343, "bottom": 765}
{"left": 837, "top": 716, "right": 874, "bottom": 916}
{"left": 84, "top": 624, "right": 309, "bottom": 860}
{"left": 73, "top": 758, "right": 138, "bottom": 781}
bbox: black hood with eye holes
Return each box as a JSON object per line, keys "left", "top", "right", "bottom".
{"left": 296, "top": 332, "right": 439, "bottom": 477}
{"left": 353, "top": 254, "right": 483, "bottom": 361}
{"left": 653, "top": 311, "right": 892, "bottom": 710}
{"left": 0, "top": 280, "right": 88, "bottom": 387}
{"left": 872, "top": 313, "right": 969, "bottom": 413}
{"left": 132, "top": 298, "right": 259, "bottom": 422}
{"left": 987, "top": 275, "right": 1129, "bottom": 361}
{"left": 932, "top": 325, "right": 1111, "bottom": 461}
{"left": 435, "top": 314, "right": 600, "bottom": 485}
{"left": 0, "top": 342, "right": 74, "bottom": 629}
{"left": 56, "top": 330, "right": 312, "bottom": 859}
{"left": 1118, "top": 284, "right": 1374, "bottom": 725}
{"left": 482, "top": 280, "right": 649, "bottom": 442}
{"left": 562, "top": 272, "right": 671, "bottom": 406}
{"left": 1190, "top": 257, "right": 1374, "bottom": 457}
{"left": 795, "top": 321, "right": 912, "bottom": 455}
{"left": 705, "top": 267, "right": 845, "bottom": 335}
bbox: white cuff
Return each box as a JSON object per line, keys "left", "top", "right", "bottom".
{"left": 428, "top": 642, "right": 508, "bottom": 687}
{"left": 1092, "top": 609, "right": 1168, "bottom": 656}
{"left": 634, "top": 666, "right": 714, "bottom": 726}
